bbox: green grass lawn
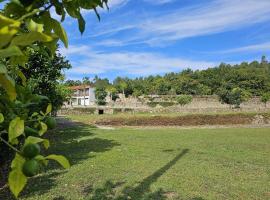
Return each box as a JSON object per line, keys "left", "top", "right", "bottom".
{"left": 1, "top": 122, "right": 270, "bottom": 200}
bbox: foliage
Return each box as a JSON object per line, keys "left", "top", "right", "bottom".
{"left": 95, "top": 87, "right": 107, "bottom": 106}
{"left": 67, "top": 57, "right": 270, "bottom": 102}
{"left": 66, "top": 57, "right": 270, "bottom": 99}
{"left": 106, "top": 85, "right": 118, "bottom": 101}
{"left": 176, "top": 95, "right": 193, "bottom": 106}
{"left": 261, "top": 93, "right": 270, "bottom": 106}
{"left": 21, "top": 46, "right": 72, "bottom": 114}
{"left": 218, "top": 87, "right": 251, "bottom": 108}
{"left": 0, "top": 0, "right": 108, "bottom": 197}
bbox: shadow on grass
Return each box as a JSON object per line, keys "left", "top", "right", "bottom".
{"left": 80, "top": 149, "right": 202, "bottom": 200}
{"left": 0, "top": 119, "right": 120, "bottom": 199}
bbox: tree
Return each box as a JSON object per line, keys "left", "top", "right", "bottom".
{"left": 176, "top": 95, "right": 193, "bottom": 106}
{"left": 82, "top": 76, "right": 92, "bottom": 85}
{"left": 0, "top": 0, "right": 108, "bottom": 197}
{"left": 21, "top": 46, "right": 71, "bottom": 114}
{"left": 95, "top": 87, "right": 107, "bottom": 105}
{"left": 65, "top": 79, "right": 82, "bottom": 86}
{"left": 261, "top": 55, "right": 268, "bottom": 64}
{"left": 114, "top": 77, "right": 128, "bottom": 96}
{"left": 261, "top": 93, "right": 270, "bottom": 107}
{"left": 218, "top": 87, "right": 251, "bottom": 108}
{"left": 106, "top": 85, "right": 118, "bottom": 101}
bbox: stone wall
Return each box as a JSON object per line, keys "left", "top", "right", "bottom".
{"left": 60, "top": 95, "right": 270, "bottom": 115}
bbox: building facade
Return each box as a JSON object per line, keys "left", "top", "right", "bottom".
{"left": 69, "top": 85, "right": 96, "bottom": 106}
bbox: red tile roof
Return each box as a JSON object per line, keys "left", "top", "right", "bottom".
{"left": 69, "top": 85, "right": 92, "bottom": 90}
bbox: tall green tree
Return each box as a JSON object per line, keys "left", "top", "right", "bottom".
{"left": 21, "top": 46, "right": 71, "bottom": 113}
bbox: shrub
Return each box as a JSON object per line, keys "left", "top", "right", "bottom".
{"left": 176, "top": 95, "right": 193, "bottom": 106}
{"left": 261, "top": 93, "right": 270, "bottom": 107}
{"left": 95, "top": 87, "right": 107, "bottom": 106}
{"left": 218, "top": 87, "right": 251, "bottom": 108}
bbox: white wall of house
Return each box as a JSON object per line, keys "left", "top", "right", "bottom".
{"left": 70, "top": 87, "right": 96, "bottom": 106}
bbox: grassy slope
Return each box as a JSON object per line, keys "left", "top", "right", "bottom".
{"left": 1, "top": 124, "right": 269, "bottom": 200}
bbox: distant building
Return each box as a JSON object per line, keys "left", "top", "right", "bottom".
{"left": 69, "top": 85, "right": 96, "bottom": 106}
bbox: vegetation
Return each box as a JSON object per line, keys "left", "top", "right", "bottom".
{"left": 261, "top": 93, "right": 270, "bottom": 107}
{"left": 218, "top": 87, "right": 252, "bottom": 108}
{"left": 21, "top": 46, "right": 72, "bottom": 114}
{"left": 66, "top": 58, "right": 270, "bottom": 107}
{"left": 1, "top": 121, "right": 268, "bottom": 200}
{"left": 0, "top": 0, "right": 108, "bottom": 197}
{"left": 176, "top": 95, "right": 193, "bottom": 106}
{"left": 95, "top": 87, "right": 107, "bottom": 106}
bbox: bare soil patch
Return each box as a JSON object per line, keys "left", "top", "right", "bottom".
{"left": 95, "top": 114, "right": 269, "bottom": 127}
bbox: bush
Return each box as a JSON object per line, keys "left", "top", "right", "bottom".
{"left": 218, "top": 87, "right": 251, "bottom": 108}
{"left": 95, "top": 87, "right": 107, "bottom": 105}
{"left": 176, "top": 95, "right": 193, "bottom": 106}
{"left": 261, "top": 93, "right": 270, "bottom": 107}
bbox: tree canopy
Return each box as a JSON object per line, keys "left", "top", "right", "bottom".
{"left": 66, "top": 58, "right": 270, "bottom": 99}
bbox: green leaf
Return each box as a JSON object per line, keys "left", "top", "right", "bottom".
{"left": 16, "top": 69, "right": 27, "bottom": 86}
{"left": 46, "top": 154, "right": 70, "bottom": 169}
{"left": 51, "top": 19, "right": 68, "bottom": 47}
{"left": 11, "top": 153, "right": 25, "bottom": 169}
{"left": 43, "top": 38, "right": 59, "bottom": 54}
{"left": 9, "top": 153, "right": 27, "bottom": 198}
{"left": 0, "top": 113, "right": 4, "bottom": 123}
{"left": 8, "top": 168, "right": 27, "bottom": 198}
{"left": 64, "top": 1, "right": 80, "bottom": 18}
{"left": 43, "top": 139, "right": 50, "bottom": 149}
{"left": 35, "top": 155, "right": 49, "bottom": 166}
{"left": 8, "top": 117, "right": 24, "bottom": 143}
{"left": 0, "top": 74, "right": 17, "bottom": 100}
{"left": 0, "top": 64, "right": 17, "bottom": 100}
{"left": 0, "top": 14, "right": 20, "bottom": 47}
{"left": 11, "top": 32, "right": 53, "bottom": 46}
{"left": 27, "top": 19, "right": 44, "bottom": 32}
{"left": 93, "top": 7, "right": 100, "bottom": 21}
{"left": 0, "top": 14, "right": 21, "bottom": 29}
{"left": 38, "top": 121, "right": 47, "bottom": 136}
{"left": 45, "top": 103, "right": 52, "bottom": 115}
{"left": 25, "top": 136, "right": 50, "bottom": 149}
{"left": 78, "top": 14, "right": 85, "bottom": 34}
{"left": 0, "top": 45, "right": 23, "bottom": 58}
{"left": 0, "top": 73, "right": 16, "bottom": 100}
{"left": 0, "top": 26, "right": 18, "bottom": 48}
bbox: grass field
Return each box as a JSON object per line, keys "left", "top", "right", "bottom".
{"left": 1, "top": 120, "right": 269, "bottom": 200}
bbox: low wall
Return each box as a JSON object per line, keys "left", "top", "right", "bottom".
{"left": 59, "top": 96, "right": 270, "bottom": 115}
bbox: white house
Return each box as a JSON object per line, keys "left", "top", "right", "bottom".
{"left": 69, "top": 85, "right": 96, "bottom": 106}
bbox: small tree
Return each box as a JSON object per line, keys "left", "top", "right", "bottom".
{"left": 106, "top": 85, "right": 118, "bottom": 101}
{"left": 176, "top": 95, "right": 193, "bottom": 106}
{"left": 218, "top": 87, "right": 251, "bottom": 108}
{"left": 261, "top": 93, "right": 270, "bottom": 107}
{"left": 95, "top": 87, "right": 107, "bottom": 106}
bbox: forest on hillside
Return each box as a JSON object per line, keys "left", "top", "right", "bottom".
{"left": 66, "top": 57, "right": 270, "bottom": 98}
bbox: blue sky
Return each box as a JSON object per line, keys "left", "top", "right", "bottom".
{"left": 19, "top": 1, "right": 270, "bottom": 80}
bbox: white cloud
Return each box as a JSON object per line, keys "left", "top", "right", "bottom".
{"left": 144, "top": 0, "right": 175, "bottom": 5}
{"left": 218, "top": 42, "right": 270, "bottom": 54}
{"left": 89, "top": 0, "right": 270, "bottom": 46}
{"left": 61, "top": 45, "right": 216, "bottom": 77}
{"left": 108, "top": 0, "right": 129, "bottom": 7}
